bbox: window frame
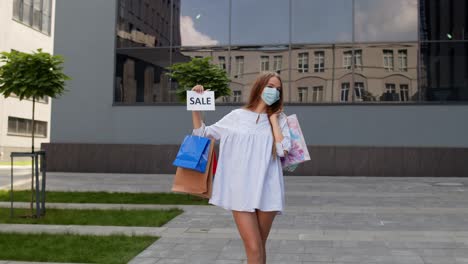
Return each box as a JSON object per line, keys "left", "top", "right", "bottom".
{"left": 260, "top": 55, "right": 270, "bottom": 72}
{"left": 343, "top": 51, "right": 352, "bottom": 69}
{"left": 341, "top": 83, "right": 350, "bottom": 102}
{"left": 235, "top": 56, "right": 244, "bottom": 78}
{"left": 298, "top": 52, "right": 309, "bottom": 73}
{"left": 400, "top": 84, "right": 409, "bottom": 101}
{"left": 312, "top": 86, "right": 324, "bottom": 102}
{"left": 314, "top": 51, "right": 325, "bottom": 73}
{"left": 298, "top": 87, "right": 308, "bottom": 103}
{"left": 7, "top": 116, "right": 48, "bottom": 138}
{"left": 354, "top": 82, "right": 365, "bottom": 100}
{"left": 383, "top": 49, "right": 395, "bottom": 71}
{"left": 398, "top": 49, "right": 408, "bottom": 72}
{"left": 273, "top": 55, "right": 282, "bottom": 74}
{"left": 12, "top": 0, "right": 52, "bottom": 35}
{"left": 233, "top": 90, "right": 242, "bottom": 102}
{"left": 218, "top": 56, "right": 226, "bottom": 71}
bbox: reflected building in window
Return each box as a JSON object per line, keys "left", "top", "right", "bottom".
{"left": 420, "top": 0, "right": 468, "bottom": 101}
{"left": 182, "top": 43, "right": 417, "bottom": 103}
{"left": 291, "top": 43, "right": 417, "bottom": 103}
{"left": 115, "top": 0, "right": 182, "bottom": 104}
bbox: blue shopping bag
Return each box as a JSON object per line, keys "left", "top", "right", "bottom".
{"left": 172, "top": 135, "right": 212, "bottom": 173}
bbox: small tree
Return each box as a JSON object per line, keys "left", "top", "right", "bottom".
{"left": 166, "top": 57, "right": 231, "bottom": 102}
{"left": 0, "top": 49, "right": 70, "bottom": 215}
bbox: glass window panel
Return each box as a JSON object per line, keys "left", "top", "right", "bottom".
{"left": 41, "top": 13, "right": 50, "bottom": 34}
{"left": 115, "top": 47, "right": 172, "bottom": 103}
{"left": 218, "top": 56, "right": 226, "bottom": 71}
{"left": 298, "top": 52, "right": 309, "bottom": 73}
{"left": 355, "top": 43, "right": 418, "bottom": 102}
{"left": 174, "top": 47, "right": 231, "bottom": 103}
{"left": 176, "top": 0, "right": 229, "bottom": 47}
{"left": 292, "top": 0, "right": 353, "bottom": 44}
{"left": 273, "top": 55, "right": 283, "bottom": 74}
{"left": 298, "top": 87, "right": 308, "bottom": 103}
{"left": 229, "top": 45, "right": 290, "bottom": 103}
{"left": 8, "top": 117, "right": 17, "bottom": 133}
{"left": 293, "top": 44, "right": 355, "bottom": 103}
{"left": 398, "top": 50, "right": 408, "bottom": 72}
{"left": 32, "top": 0, "right": 42, "bottom": 30}
{"left": 400, "top": 84, "right": 410, "bottom": 101}
{"left": 233, "top": 90, "right": 242, "bottom": 103}
{"left": 117, "top": 0, "right": 170, "bottom": 48}
{"left": 314, "top": 51, "right": 325, "bottom": 73}
{"left": 354, "top": 82, "right": 365, "bottom": 100}
{"left": 341, "top": 83, "right": 350, "bottom": 102}
{"left": 18, "top": 118, "right": 28, "bottom": 134}
{"left": 312, "top": 86, "right": 324, "bottom": 102}
{"left": 420, "top": 41, "right": 468, "bottom": 101}
{"left": 383, "top": 50, "right": 394, "bottom": 71}
{"left": 22, "top": 0, "right": 33, "bottom": 26}
{"left": 231, "top": 0, "right": 289, "bottom": 45}
{"left": 33, "top": 121, "right": 47, "bottom": 137}
{"left": 42, "top": 0, "right": 50, "bottom": 14}
{"left": 343, "top": 51, "right": 352, "bottom": 69}
{"left": 260, "top": 56, "right": 270, "bottom": 72}
{"left": 355, "top": 0, "right": 418, "bottom": 42}
{"left": 13, "top": 0, "right": 22, "bottom": 20}
{"left": 420, "top": 0, "right": 468, "bottom": 41}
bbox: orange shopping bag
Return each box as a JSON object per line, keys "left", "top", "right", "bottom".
{"left": 172, "top": 138, "right": 216, "bottom": 199}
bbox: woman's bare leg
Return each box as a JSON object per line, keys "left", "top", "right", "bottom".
{"left": 256, "top": 210, "right": 277, "bottom": 264}
{"left": 232, "top": 210, "right": 265, "bottom": 264}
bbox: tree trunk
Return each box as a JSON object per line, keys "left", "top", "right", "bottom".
{"left": 32, "top": 97, "right": 35, "bottom": 153}
{"left": 30, "top": 97, "right": 36, "bottom": 215}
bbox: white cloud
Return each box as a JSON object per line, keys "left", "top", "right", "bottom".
{"left": 180, "top": 16, "right": 219, "bottom": 46}
{"left": 355, "top": 0, "right": 418, "bottom": 41}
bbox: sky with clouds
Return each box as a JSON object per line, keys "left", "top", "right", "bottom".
{"left": 178, "top": 0, "right": 418, "bottom": 47}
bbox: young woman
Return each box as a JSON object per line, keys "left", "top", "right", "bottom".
{"left": 191, "top": 71, "right": 291, "bottom": 264}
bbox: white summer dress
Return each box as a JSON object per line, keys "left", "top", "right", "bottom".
{"left": 192, "top": 108, "right": 291, "bottom": 215}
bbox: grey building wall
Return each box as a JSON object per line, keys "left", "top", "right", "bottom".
{"left": 49, "top": 0, "right": 468, "bottom": 176}
{"left": 52, "top": 0, "right": 468, "bottom": 147}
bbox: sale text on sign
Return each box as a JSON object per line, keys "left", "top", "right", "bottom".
{"left": 186, "top": 91, "right": 215, "bottom": 111}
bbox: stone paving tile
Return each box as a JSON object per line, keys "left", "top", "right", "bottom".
{"left": 2, "top": 173, "right": 468, "bottom": 263}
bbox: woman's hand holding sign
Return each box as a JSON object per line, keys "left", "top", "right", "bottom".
{"left": 190, "top": 84, "right": 214, "bottom": 130}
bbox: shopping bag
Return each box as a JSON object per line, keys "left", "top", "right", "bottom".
{"left": 172, "top": 138, "right": 216, "bottom": 199}
{"left": 172, "top": 135, "right": 211, "bottom": 173}
{"left": 280, "top": 114, "right": 311, "bottom": 171}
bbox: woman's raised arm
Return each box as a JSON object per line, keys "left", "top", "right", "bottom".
{"left": 191, "top": 85, "right": 204, "bottom": 129}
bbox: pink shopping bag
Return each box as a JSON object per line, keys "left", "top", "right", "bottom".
{"left": 280, "top": 114, "right": 311, "bottom": 171}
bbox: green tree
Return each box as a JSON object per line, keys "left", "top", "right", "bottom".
{"left": 166, "top": 57, "right": 231, "bottom": 102}
{"left": 0, "top": 49, "right": 70, "bottom": 216}
{"left": 0, "top": 49, "right": 70, "bottom": 151}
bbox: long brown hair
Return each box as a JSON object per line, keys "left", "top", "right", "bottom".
{"left": 244, "top": 71, "right": 284, "bottom": 159}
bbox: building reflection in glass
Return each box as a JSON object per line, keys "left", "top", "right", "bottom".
{"left": 113, "top": 0, "right": 467, "bottom": 104}
{"left": 419, "top": 0, "right": 468, "bottom": 101}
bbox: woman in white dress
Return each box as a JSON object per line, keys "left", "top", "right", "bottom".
{"left": 191, "top": 71, "right": 291, "bottom": 264}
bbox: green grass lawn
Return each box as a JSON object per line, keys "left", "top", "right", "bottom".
{"left": 1, "top": 207, "right": 183, "bottom": 226}
{"left": 0, "top": 233, "right": 157, "bottom": 264}
{"left": 0, "top": 160, "right": 32, "bottom": 166}
{"left": 0, "top": 190, "right": 210, "bottom": 205}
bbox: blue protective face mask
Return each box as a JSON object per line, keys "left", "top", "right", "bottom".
{"left": 261, "top": 86, "right": 280, "bottom": 106}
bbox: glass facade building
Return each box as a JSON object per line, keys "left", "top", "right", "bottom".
{"left": 114, "top": 0, "right": 468, "bottom": 105}
{"left": 44, "top": 0, "right": 468, "bottom": 176}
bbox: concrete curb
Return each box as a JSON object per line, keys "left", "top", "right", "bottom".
{"left": 0, "top": 165, "right": 34, "bottom": 169}
{"left": 2, "top": 223, "right": 468, "bottom": 242}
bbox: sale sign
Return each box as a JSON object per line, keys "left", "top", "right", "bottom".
{"left": 186, "top": 91, "right": 215, "bottom": 111}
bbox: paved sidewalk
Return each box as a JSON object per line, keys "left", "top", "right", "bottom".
{"left": 1, "top": 173, "right": 468, "bottom": 263}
